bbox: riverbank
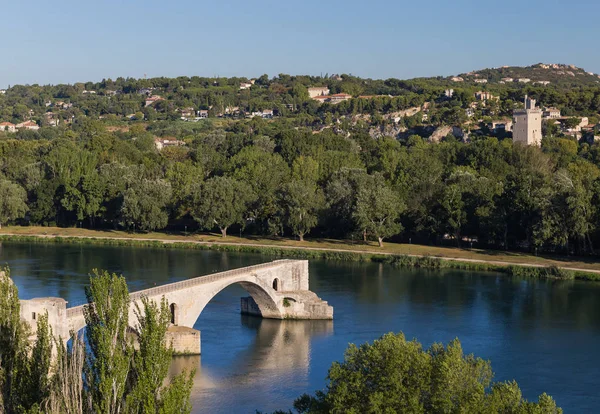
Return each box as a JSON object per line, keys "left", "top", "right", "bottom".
{"left": 2, "top": 226, "right": 600, "bottom": 281}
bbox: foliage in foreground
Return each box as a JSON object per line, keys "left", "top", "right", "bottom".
{"left": 0, "top": 266, "right": 194, "bottom": 413}
{"left": 291, "top": 333, "right": 562, "bottom": 414}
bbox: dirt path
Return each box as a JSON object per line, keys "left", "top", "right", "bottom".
{"left": 3, "top": 232, "right": 600, "bottom": 275}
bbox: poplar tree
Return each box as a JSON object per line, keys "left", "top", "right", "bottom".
{"left": 83, "top": 270, "right": 132, "bottom": 414}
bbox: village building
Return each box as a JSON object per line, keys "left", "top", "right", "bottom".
{"left": 543, "top": 107, "right": 561, "bottom": 119}
{"left": 261, "top": 109, "right": 274, "bottom": 119}
{"left": 179, "top": 107, "right": 195, "bottom": 118}
{"left": 328, "top": 93, "right": 352, "bottom": 104}
{"left": 0, "top": 122, "right": 16, "bottom": 132}
{"left": 475, "top": 91, "right": 499, "bottom": 101}
{"left": 145, "top": 95, "right": 164, "bottom": 107}
{"left": 44, "top": 112, "right": 59, "bottom": 126}
{"left": 16, "top": 121, "right": 40, "bottom": 131}
{"left": 239, "top": 82, "right": 253, "bottom": 90}
{"left": 513, "top": 96, "right": 542, "bottom": 146}
{"left": 308, "top": 87, "right": 330, "bottom": 98}
{"left": 197, "top": 110, "right": 209, "bottom": 119}
{"left": 154, "top": 137, "right": 186, "bottom": 151}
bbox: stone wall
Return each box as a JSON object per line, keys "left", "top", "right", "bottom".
{"left": 166, "top": 326, "right": 201, "bottom": 355}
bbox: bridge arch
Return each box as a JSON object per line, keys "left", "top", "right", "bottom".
{"left": 158, "top": 274, "right": 284, "bottom": 329}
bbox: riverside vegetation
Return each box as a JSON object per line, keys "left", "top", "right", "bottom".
{"left": 2, "top": 233, "right": 599, "bottom": 281}
{"left": 3, "top": 70, "right": 600, "bottom": 256}
{"left": 281, "top": 333, "right": 562, "bottom": 414}
{"left": 0, "top": 266, "right": 194, "bottom": 414}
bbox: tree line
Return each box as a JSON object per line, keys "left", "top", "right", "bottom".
{"left": 2, "top": 117, "right": 600, "bottom": 253}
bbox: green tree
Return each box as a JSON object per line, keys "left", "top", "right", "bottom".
{"left": 0, "top": 179, "right": 27, "bottom": 228}
{"left": 280, "top": 180, "right": 324, "bottom": 241}
{"left": 84, "top": 270, "right": 132, "bottom": 414}
{"left": 122, "top": 179, "right": 172, "bottom": 232}
{"left": 295, "top": 333, "right": 562, "bottom": 414}
{"left": 0, "top": 267, "right": 53, "bottom": 413}
{"left": 354, "top": 176, "right": 404, "bottom": 247}
{"left": 125, "top": 297, "right": 194, "bottom": 414}
{"left": 191, "top": 176, "right": 251, "bottom": 237}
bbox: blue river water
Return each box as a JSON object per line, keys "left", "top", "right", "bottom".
{"left": 2, "top": 242, "right": 599, "bottom": 412}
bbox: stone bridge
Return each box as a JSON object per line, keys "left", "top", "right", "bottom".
{"left": 19, "top": 260, "right": 333, "bottom": 354}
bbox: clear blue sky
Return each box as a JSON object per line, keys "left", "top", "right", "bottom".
{"left": 2, "top": 0, "right": 599, "bottom": 88}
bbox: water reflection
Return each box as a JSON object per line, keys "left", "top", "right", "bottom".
{"left": 171, "top": 316, "right": 333, "bottom": 412}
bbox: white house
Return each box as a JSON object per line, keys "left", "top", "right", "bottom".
{"left": 0, "top": 122, "right": 16, "bottom": 132}
{"left": 16, "top": 121, "right": 39, "bottom": 131}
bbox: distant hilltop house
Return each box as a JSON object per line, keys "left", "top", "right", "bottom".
{"left": 154, "top": 137, "right": 186, "bottom": 151}
{"left": 44, "top": 112, "right": 59, "bottom": 126}
{"left": 16, "top": 121, "right": 40, "bottom": 131}
{"left": 82, "top": 90, "right": 96, "bottom": 94}
{"left": 513, "top": 96, "right": 542, "bottom": 146}
{"left": 248, "top": 109, "right": 274, "bottom": 119}
{"left": 488, "top": 119, "right": 513, "bottom": 133}
{"left": 517, "top": 78, "right": 531, "bottom": 83}
{"left": 474, "top": 79, "right": 488, "bottom": 84}
{"left": 178, "top": 107, "right": 195, "bottom": 118}
{"left": 554, "top": 117, "right": 589, "bottom": 135}
{"left": 54, "top": 101, "right": 73, "bottom": 109}
{"left": 475, "top": 91, "right": 499, "bottom": 101}
{"left": 543, "top": 107, "right": 561, "bottom": 119}
{"left": 314, "top": 93, "right": 352, "bottom": 104}
{"left": 451, "top": 77, "right": 464, "bottom": 82}
{"left": 0, "top": 122, "right": 16, "bottom": 132}
{"left": 534, "top": 81, "right": 551, "bottom": 86}
{"left": 444, "top": 89, "right": 454, "bottom": 98}
{"left": 0, "top": 89, "right": 6, "bottom": 94}
{"left": 239, "top": 82, "right": 253, "bottom": 90}
{"left": 308, "top": 87, "right": 330, "bottom": 99}
{"left": 197, "top": 109, "right": 209, "bottom": 119}
{"left": 145, "top": 95, "right": 164, "bottom": 107}
{"left": 501, "top": 77, "right": 514, "bottom": 83}
{"left": 330, "top": 74, "right": 343, "bottom": 81}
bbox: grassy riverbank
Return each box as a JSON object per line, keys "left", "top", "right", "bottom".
{"left": 2, "top": 226, "right": 600, "bottom": 281}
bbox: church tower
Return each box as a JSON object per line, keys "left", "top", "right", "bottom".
{"left": 513, "top": 95, "right": 542, "bottom": 146}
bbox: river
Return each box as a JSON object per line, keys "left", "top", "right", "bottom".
{"left": 2, "top": 242, "right": 599, "bottom": 412}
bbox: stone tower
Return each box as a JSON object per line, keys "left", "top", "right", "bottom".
{"left": 513, "top": 95, "right": 542, "bottom": 146}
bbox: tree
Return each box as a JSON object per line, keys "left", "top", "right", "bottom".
{"left": 0, "top": 267, "right": 53, "bottom": 413}
{"left": 83, "top": 270, "right": 193, "bottom": 414}
{"left": 295, "top": 333, "right": 562, "bottom": 414}
{"left": 191, "top": 176, "right": 251, "bottom": 237}
{"left": 280, "top": 180, "right": 324, "bottom": 241}
{"left": 125, "top": 297, "right": 194, "bottom": 414}
{"left": 121, "top": 179, "right": 172, "bottom": 231}
{"left": 354, "top": 176, "right": 404, "bottom": 247}
{"left": 0, "top": 179, "right": 27, "bottom": 228}
{"left": 84, "top": 270, "right": 132, "bottom": 414}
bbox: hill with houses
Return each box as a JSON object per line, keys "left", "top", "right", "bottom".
{"left": 446, "top": 63, "right": 600, "bottom": 88}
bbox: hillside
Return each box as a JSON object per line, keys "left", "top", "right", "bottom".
{"left": 451, "top": 63, "right": 600, "bottom": 88}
